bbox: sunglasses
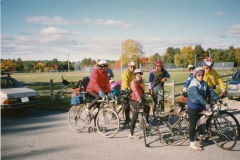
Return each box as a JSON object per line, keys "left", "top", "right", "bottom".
{"left": 197, "top": 74, "right": 204, "bottom": 77}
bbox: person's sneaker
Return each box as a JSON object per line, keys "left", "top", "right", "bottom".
{"left": 146, "top": 123, "right": 151, "bottom": 131}
{"left": 125, "top": 119, "right": 131, "bottom": 126}
{"left": 85, "top": 108, "right": 90, "bottom": 116}
{"left": 190, "top": 144, "right": 202, "bottom": 151}
{"left": 200, "top": 110, "right": 212, "bottom": 116}
{"left": 194, "top": 141, "right": 203, "bottom": 147}
{"left": 128, "top": 133, "right": 140, "bottom": 140}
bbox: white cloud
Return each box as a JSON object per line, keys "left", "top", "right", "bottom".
{"left": 40, "top": 27, "right": 78, "bottom": 35}
{"left": 25, "top": 16, "right": 78, "bottom": 25}
{"left": 228, "top": 24, "right": 240, "bottom": 37}
{"left": 81, "top": 18, "right": 133, "bottom": 28}
{"left": 215, "top": 12, "right": 227, "bottom": 15}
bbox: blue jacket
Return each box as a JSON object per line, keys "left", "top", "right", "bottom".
{"left": 188, "top": 78, "right": 219, "bottom": 110}
{"left": 184, "top": 73, "right": 194, "bottom": 88}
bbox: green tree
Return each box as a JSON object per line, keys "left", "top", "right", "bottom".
{"left": 193, "top": 45, "right": 205, "bottom": 63}
{"left": 164, "top": 47, "right": 180, "bottom": 63}
{"left": 16, "top": 58, "right": 24, "bottom": 71}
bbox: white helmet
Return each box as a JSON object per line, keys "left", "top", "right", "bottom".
{"left": 109, "top": 79, "right": 115, "bottom": 83}
{"left": 97, "top": 60, "right": 108, "bottom": 67}
{"left": 134, "top": 69, "right": 143, "bottom": 75}
{"left": 128, "top": 61, "right": 136, "bottom": 67}
{"left": 188, "top": 64, "right": 195, "bottom": 69}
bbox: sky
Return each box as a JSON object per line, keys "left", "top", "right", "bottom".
{"left": 1, "top": 0, "right": 240, "bottom": 62}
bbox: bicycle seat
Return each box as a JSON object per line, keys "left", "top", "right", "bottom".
{"left": 178, "top": 102, "right": 187, "bottom": 108}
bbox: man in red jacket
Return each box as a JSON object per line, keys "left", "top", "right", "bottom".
{"left": 85, "top": 60, "right": 112, "bottom": 118}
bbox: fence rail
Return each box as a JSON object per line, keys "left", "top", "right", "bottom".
{"left": 22, "top": 72, "right": 234, "bottom": 105}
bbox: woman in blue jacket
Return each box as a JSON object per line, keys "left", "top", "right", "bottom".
{"left": 188, "top": 67, "right": 220, "bottom": 151}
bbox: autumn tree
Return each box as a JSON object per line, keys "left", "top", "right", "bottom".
{"left": 174, "top": 46, "right": 194, "bottom": 68}
{"left": 121, "top": 39, "right": 144, "bottom": 67}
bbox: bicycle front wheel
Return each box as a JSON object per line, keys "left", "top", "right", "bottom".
{"left": 157, "top": 112, "right": 189, "bottom": 146}
{"left": 68, "top": 104, "right": 87, "bottom": 132}
{"left": 209, "top": 115, "right": 237, "bottom": 150}
{"left": 141, "top": 114, "right": 147, "bottom": 147}
{"left": 96, "top": 108, "right": 120, "bottom": 138}
{"left": 219, "top": 110, "right": 239, "bottom": 137}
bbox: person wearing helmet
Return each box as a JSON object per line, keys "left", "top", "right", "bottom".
{"left": 128, "top": 69, "right": 150, "bottom": 139}
{"left": 148, "top": 60, "right": 170, "bottom": 120}
{"left": 182, "top": 64, "right": 196, "bottom": 92}
{"left": 109, "top": 79, "right": 122, "bottom": 97}
{"left": 188, "top": 67, "right": 221, "bottom": 151}
{"left": 85, "top": 60, "right": 112, "bottom": 126}
{"left": 120, "top": 61, "right": 136, "bottom": 126}
{"left": 202, "top": 58, "right": 227, "bottom": 96}
{"left": 90, "top": 60, "right": 114, "bottom": 80}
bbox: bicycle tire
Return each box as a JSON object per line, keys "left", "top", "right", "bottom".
{"left": 208, "top": 115, "right": 237, "bottom": 150}
{"left": 157, "top": 112, "right": 189, "bottom": 146}
{"left": 96, "top": 107, "right": 120, "bottom": 138}
{"left": 52, "top": 91, "right": 59, "bottom": 102}
{"left": 141, "top": 114, "right": 147, "bottom": 147}
{"left": 68, "top": 104, "right": 87, "bottom": 132}
{"left": 219, "top": 110, "right": 240, "bottom": 137}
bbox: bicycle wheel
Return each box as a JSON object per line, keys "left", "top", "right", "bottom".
{"left": 219, "top": 110, "right": 239, "bottom": 137}
{"left": 96, "top": 107, "right": 120, "bottom": 138}
{"left": 68, "top": 104, "right": 87, "bottom": 132}
{"left": 52, "top": 91, "right": 59, "bottom": 102}
{"left": 141, "top": 114, "right": 147, "bottom": 147}
{"left": 157, "top": 112, "right": 189, "bottom": 146}
{"left": 208, "top": 115, "right": 237, "bottom": 150}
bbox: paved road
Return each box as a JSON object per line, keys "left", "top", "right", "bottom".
{"left": 1, "top": 100, "right": 240, "bottom": 160}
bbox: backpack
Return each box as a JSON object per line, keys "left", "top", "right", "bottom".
{"left": 82, "top": 76, "right": 90, "bottom": 91}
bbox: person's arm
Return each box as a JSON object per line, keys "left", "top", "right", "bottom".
{"left": 207, "top": 84, "right": 220, "bottom": 101}
{"left": 148, "top": 72, "right": 154, "bottom": 89}
{"left": 212, "top": 70, "right": 226, "bottom": 91}
{"left": 164, "top": 69, "right": 170, "bottom": 79}
{"left": 184, "top": 74, "right": 194, "bottom": 88}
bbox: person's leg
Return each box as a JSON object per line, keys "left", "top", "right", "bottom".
{"left": 85, "top": 91, "right": 100, "bottom": 116}
{"left": 188, "top": 107, "right": 202, "bottom": 150}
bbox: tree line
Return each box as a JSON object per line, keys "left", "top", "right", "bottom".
{"left": 1, "top": 39, "right": 240, "bottom": 72}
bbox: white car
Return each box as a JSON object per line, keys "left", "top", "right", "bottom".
{"left": 1, "top": 74, "right": 42, "bottom": 111}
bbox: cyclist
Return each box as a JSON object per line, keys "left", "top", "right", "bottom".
{"left": 121, "top": 61, "right": 136, "bottom": 126}
{"left": 85, "top": 60, "right": 112, "bottom": 121}
{"left": 110, "top": 79, "right": 121, "bottom": 97}
{"left": 129, "top": 69, "right": 150, "bottom": 139}
{"left": 148, "top": 60, "right": 170, "bottom": 120}
{"left": 202, "top": 58, "right": 227, "bottom": 97}
{"left": 188, "top": 67, "right": 221, "bottom": 151}
{"left": 90, "top": 60, "right": 114, "bottom": 80}
{"left": 182, "top": 64, "right": 195, "bottom": 92}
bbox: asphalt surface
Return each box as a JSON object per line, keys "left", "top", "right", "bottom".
{"left": 1, "top": 99, "right": 240, "bottom": 160}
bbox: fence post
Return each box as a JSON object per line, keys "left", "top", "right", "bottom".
{"left": 50, "top": 79, "right": 53, "bottom": 99}
{"left": 171, "top": 80, "right": 175, "bottom": 105}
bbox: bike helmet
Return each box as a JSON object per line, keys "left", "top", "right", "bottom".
{"left": 97, "top": 60, "right": 108, "bottom": 67}
{"left": 188, "top": 64, "right": 195, "bottom": 70}
{"left": 133, "top": 68, "right": 143, "bottom": 75}
{"left": 128, "top": 61, "right": 136, "bottom": 67}
{"left": 193, "top": 67, "right": 205, "bottom": 77}
{"left": 202, "top": 58, "right": 214, "bottom": 67}
{"left": 156, "top": 60, "right": 163, "bottom": 67}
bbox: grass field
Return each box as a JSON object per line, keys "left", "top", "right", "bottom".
{"left": 9, "top": 70, "right": 235, "bottom": 110}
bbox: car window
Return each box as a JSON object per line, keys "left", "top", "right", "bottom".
{"left": 232, "top": 71, "right": 240, "bottom": 80}
{"left": 1, "top": 77, "right": 25, "bottom": 88}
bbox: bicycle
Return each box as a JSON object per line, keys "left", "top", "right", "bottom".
{"left": 52, "top": 75, "right": 69, "bottom": 102}
{"left": 68, "top": 93, "right": 120, "bottom": 138}
{"left": 157, "top": 102, "right": 238, "bottom": 150}
{"left": 175, "top": 91, "right": 240, "bottom": 136}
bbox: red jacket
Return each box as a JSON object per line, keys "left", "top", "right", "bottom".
{"left": 86, "top": 68, "right": 111, "bottom": 93}
{"left": 130, "top": 79, "right": 145, "bottom": 101}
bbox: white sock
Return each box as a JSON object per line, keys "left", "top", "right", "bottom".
{"left": 190, "top": 142, "right": 195, "bottom": 146}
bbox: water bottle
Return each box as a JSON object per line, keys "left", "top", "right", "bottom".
{"left": 91, "top": 108, "right": 98, "bottom": 118}
{"left": 117, "top": 105, "right": 122, "bottom": 112}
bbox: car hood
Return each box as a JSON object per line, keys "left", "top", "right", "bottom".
{"left": 0, "top": 88, "right": 39, "bottom": 99}
{"left": 229, "top": 80, "right": 240, "bottom": 85}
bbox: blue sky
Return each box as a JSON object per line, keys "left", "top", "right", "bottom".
{"left": 1, "top": 0, "right": 240, "bottom": 62}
